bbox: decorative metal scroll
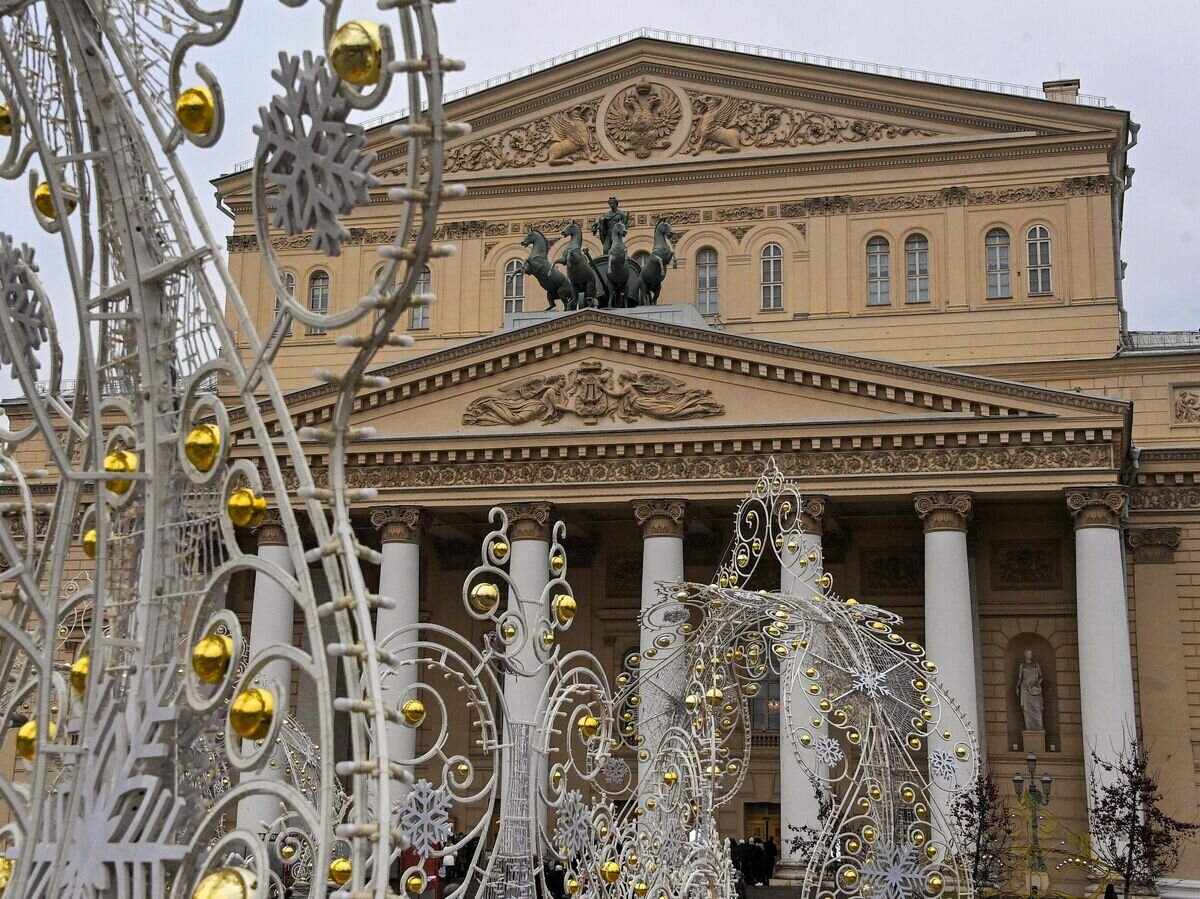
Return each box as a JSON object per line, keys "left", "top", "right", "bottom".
{"left": 0, "top": 2, "right": 462, "bottom": 897}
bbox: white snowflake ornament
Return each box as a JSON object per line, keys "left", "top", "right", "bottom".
{"left": 393, "top": 778, "right": 453, "bottom": 859}
{"left": 0, "top": 234, "right": 47, "bottom": 375}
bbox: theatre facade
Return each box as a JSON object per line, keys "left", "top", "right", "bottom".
{"left": 205, "top": 33, "right": 1199, "bottom": 892}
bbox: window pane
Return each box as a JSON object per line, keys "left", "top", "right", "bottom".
{"left": 697, "top": 249, "right": 718, "bottom": 315}
{"left": 307, "top": 273, "right": 329, "bottom": 334}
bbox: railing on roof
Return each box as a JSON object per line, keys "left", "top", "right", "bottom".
{"left": 227, "top": 27, "right": 1110, "bottom": 175}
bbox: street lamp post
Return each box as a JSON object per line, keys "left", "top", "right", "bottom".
{"left": 1012, "top": 752, "right": 1054, "bottom": 875}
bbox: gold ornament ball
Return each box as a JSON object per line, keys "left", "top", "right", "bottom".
{"left": 329, "top": 858, "right": 352, "bottom": 886}
{"left": 406, "top": 874, "right": 424, "bottom": 894}
{"left": 70, "top": 655, "right": 89, "bottom": 696}
{"left": 704, "top": 687, "right": 723, "bottom": 706}
{"left": 16, "top": 719, "right": 55, "bottom": 761}
{"left": 103, "top": 449, "right": 138, "bottom": 495}
{"left": 927, "top": 873, "right": 944, "bottom": 892}
{"left": 550, "top": 553, "right": 565, "bottom": 573}
{"left": 576, "top": 714, "right": 599, "bottom": 740}
{"left": 34, "top": 181, "right": 76, "bottom": 219}
{"left": 0, "top": 104, "right": 11, "bottom": 137}
{"left": 841, "top": 867, "right": 859, "bottom": 886}
{"left": 540, "top": 630, "right": 556, "bottom": 649}
{"left": 491, "top": 539, "right": 509, "bottom": 560}
{"left": 280, "top": 844, "right": 297, "bottom": 860}
{"left": 634, "top": 882, "right": 649, "bottom": 897}
{"left": 227, "top": 487, "right": 267, "bottom": 529}
{"left": 329, "top": 20, "right": 383, "bottom": 86}
{"left": 185, "top": 423, "right": 222, "bottom": 472}
{"left": 554, "top": 594, "right": 577, "bottom": 624}
{"left": 501, "top": 623, "right": 517, "bottom": 641}
{"left": 176, "top": 86, "right": 216, "bottom": 136}
{"left": 600, "top": 861, "right": 621, "bottom": 884}
{"left": 192, "top": 867, "right": 256, "bottom": 899}
{"left": 192, "top": 634, "right": 234, "bottom": 684}
{"left": 82, "top": 527, "right": 98, "bottom": 559}
{"left": 469, "top": 582, "right": 500, "bottom": 613}
{"left": 229, "top": 687, "right": 275, "bottom": 740}
{"left": 566, "top": 878, "right": 581, "bottom": 895}
{"left": 663, "top": 770, "right": 678, "bottom": 786}
{"left": 401, "top": 698, "right": 427, "bottom": 726}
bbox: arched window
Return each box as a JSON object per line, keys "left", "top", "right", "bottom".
{"left": 1027, "top": 225, "right": 1052, "bottom": 294}
{"left": 760, "top": 243, "right": 783, "bottom": 310}
{"left": 633, "top": 250, "right": 652, "bottom": 271}
{"left": 275, "top": 271, "right": 295, "bottom": 336}
{"left": 985, "top": 228, "right": 1011, "bottom": 298}
{"left": 307, "top": 271, "right": 329, "bottom": 334}
{"left": 410, "top": 266, "right": 432, "bottom": 330}
{"left": 904, "top": 234, "right": 929, "bottom": 304}
{"left": 696, "top": 248, "right": 718, "bottom": 315}
{"left": 866, "top": 237, "right": 890, "bottom": 306}
{"left": 503, "top": 259, "right": 524, "bottom": 314}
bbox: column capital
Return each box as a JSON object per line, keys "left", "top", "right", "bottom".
{"left": 632, "top": 498, "right": 688, "bottom": 539}
{"left": 499, "top": 502, "right": 554, "bottom": 542}
{"left": 799, "top": 496, "right": 827, "bottom": 537}
{"left": 1065, "top": 487, "right": 1127, "bottom": 530}
{"left": 1126, "top": 526, "right": 1181, "bottom": 563}
{"left": 254, "top": 509, "right": 288, "bottom": 547}
{"left": 369, "top": 506, "right": 428, "bottom": 544}
{"left": 913, "top": 492, "right": 973, "bottom": 533}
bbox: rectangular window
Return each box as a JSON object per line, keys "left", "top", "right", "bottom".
{"left": 697, "top": 250, "right": 719, "bottom": 315}
{"left": 905, "top": 239, "right": 929, "bottom": 304}
{"left": 867, "top": 246, "right": 890, "bottom": 306}
{"left": 761, "top": 249, "right": 783, "bottom": 311}
{"left": 306, "top": 274, "right": 329, "bottom": 335}
{"left": 751, "top": 678, "right": 781, "bottom": 732}
{"left": 986, "top": 243, "right": 1011, "bottom": 298}
{"left": 410, "top": 268, "right": 431, "bottom": 330}
{"left": 1028, "top": 240, "right": 1052, "bottom": 294}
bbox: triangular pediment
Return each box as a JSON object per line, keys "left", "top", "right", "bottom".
{"left": 236, "top": 310, "right": 1130, "bottom": 450}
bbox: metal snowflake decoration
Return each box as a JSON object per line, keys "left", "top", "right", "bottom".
{"left": 393, "top": 779, "right": 453, "bottom": 859}
{"left": 553, "top": 790, "right": 592, "bottom": 859}
{"left": 0, "top": 233, "right": 47, "bottom": 374}
{"left": 601, "top": 757, "right": 629, "bottom": 786}
{"left": 812, "top": 735, "right": 845, "bottom": 768}
{"left": 255, "top": 52, "right": 378, "bottom": 256}
{"left": 860, "top": 842, "right": 930, "bottom": 899}
{"left": 850, "top": 668, "right": 890, "bottom": 698}
{"left": 930, "top": 749, "right": 959, "bottom": 781}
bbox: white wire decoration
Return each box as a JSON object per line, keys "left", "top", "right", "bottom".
{"left": 0, "top": 1, "right": 462, "bottom": 897}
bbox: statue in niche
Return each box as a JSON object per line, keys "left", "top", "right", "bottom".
{"left": 1016, "top": 649, "right": 1045, "bottom": 732}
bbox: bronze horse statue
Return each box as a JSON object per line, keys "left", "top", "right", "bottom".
{"left": 605, "top": 221, "right": 643, "bottom": 309}
{"left": 639, "top": 219, "right": 679, "bottom": 306}
{"left": 521, "top": 228, "right": 574, "bottom": 311}
{"left": 555, "top": 221, "right": 598, "bottom": 310}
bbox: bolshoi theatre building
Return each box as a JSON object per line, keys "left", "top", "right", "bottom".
{"left": 11, "top": 29, "right": 1199, "bottom": 896}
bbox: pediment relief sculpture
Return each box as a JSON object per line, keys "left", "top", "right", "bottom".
{"left": 604, "top": 79, "right": 684, "bottom": 159}
{"left": 461, "top": 361, "right": 724, "bottom": 427}
{"left": 442, "top": 99, "right": 610, "bottom": 173}
{"left": 682, "top": 89, "right": 940, "bottom": 156}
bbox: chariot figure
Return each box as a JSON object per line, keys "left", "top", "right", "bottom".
{"left": 591, "top": 196, "right": 631, "bottom": 255}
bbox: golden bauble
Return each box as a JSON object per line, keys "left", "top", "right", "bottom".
{"left": 176, "top": 86, "right": 216, "bottom": 136}
{"left": 329, "top": 858, "right": 352, "bottom": 886}
{"left": 103, "top": 449, "right": 138, "bottom": 495}
{"left": 0, "top": 104, "right": 12, "bottom": 137}
{"left": 81, "top": 527, "right": 98, "bottom": 559}
{"left": 553, "top": 594, "right": 577, "bottom": 624}
{"left": 185, "top": 423, "right": 221, "bottom": 472}
{"left": 566, "top": 878, "right": 581, "bottom": 895}
{"left": 501, "top": 623, "right": 517, "bottom": 641}
{"left": 704, "top": 687, "right": 723, "bottom": 706}
{"left": 663, "top": 770, "right": 678, "bottom": 786}
{"left": 840, "top": 867, "right": 859, "bottom": 885}
{"left": 280, "top": 843, "right": 297, "bottom": 860}
{"left": 401, "top": 698, "right": 426, "bottom": 726}
{"left": 576, "top": 713, "right": 599, "bottom": 740}
{"left": 34, "top": 181, "right": 76, "bottom": 219}
{"left": 16, "top": 719, "right": 54, "bottom": 761}
{"left": 927, "top": 873, "right": 944, "bottom": 891}
{"left": 540, "top": 630, "right": 556, "bottom": 649}
{"left": 192, "top": 867, "right": 256, "bottom": 899}
{"left": 192, "top": 634, "right": 233, "bottom": 684}
{"left": 736, "top": 551, "right": 749, "bottom": 565}
{"left": 634, "top": 881, "right": 649, "bottom": 897}
{"left": 469, "top": 582, "right": 500, "bottom": 613}
{"left": 226, "top": 487, "right": 267, "bottom": 529}
{"left": 229, "top": 687, "right": 274, "bottom": 740}
{"left": 455, "top": 762, "right": 470, "bottom": 778}
{"left": 491, "top": 539, "right": 509, "bottom": 560}
{"left": 600, "top": 861, "right": 621, "bottom": 884}
{"left": 405, "top": 873, "right": 424, "bottom": 894}
{"left": 70, "top": 655, "right": 89, "bottom": 696}
{"left": 329, "top": 20, "right": 383, "bottom": 86}
{"left": 550, "top": 553, "right": 565, "bottom": 573}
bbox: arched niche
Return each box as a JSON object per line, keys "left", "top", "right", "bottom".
{"left": 1004, "top": 633, "right": 1060, "bottom": 752}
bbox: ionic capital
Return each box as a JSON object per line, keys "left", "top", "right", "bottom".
{"left": 254, "top": 509, "right": 288, "bottom": 547}
{"left": 1126, "top": 526, "right": 1181, "bottom": 564}
{"left": 1065, "top": 487, "right": 1126, "bottom": 530}
{"left": 499, "top": 502, "right": 554, "bottom": 542}
{"left": 913, "top": 492, "right": 974, "bottom": 533}
{"left": 369, "top": 506, "right": 428, "bottom": 544}
{"left": 632, "top": 498, "right": 688, "bottom": 539}
{"left": 799, "top": 496, "right": 827, "bottom": 538}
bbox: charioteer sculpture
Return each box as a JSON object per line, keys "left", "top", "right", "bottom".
{"left": 520, "top": 197, "right": 678, "bottom": 311}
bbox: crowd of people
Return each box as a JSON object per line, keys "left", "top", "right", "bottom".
{"left": 730, "top": 835, "right": 779, "bottom": 887}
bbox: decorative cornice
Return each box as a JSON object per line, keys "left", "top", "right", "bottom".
{"left": 913, "top": 492, "right": 974, "bottom": 533}
{"left": 500, "top": 502, "right": 554, "bottom": 541}
{"left": 632, "top": 498, "right": 688, "bottom": 538}
{"left": 254, "top": 509, "right": 288, "bottom": 547}
{"left": 1130, "top": 486, "right": 1200, "bottom": 512}
{"left": 369, "top": 506, "right": 427, "bottom": 544}
{"left": 1126, "top": 526, "right": 1181, "bottom": 564}
{"left": 800, "top": 496, "right": 827, "bottom": 537}
{"left": 1064, "top": 487, "right": 1127, "bottom": 530}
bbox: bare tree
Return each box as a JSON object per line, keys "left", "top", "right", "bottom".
{"left": 1088, "top": 740, "right": 1199, "bottom": 899}
{"left": 786, "top": 769, "right": 835, "bottom": 858}
{"left": 951, "top": 769, "right": 1016, "bottom": 892}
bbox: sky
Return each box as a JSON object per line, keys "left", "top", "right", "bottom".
{"left": 3, "top": 0, "right": 1198, "bottom": 388}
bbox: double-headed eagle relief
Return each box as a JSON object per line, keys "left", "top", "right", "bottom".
{"left": 606, "top": 79, "right": 683, "bottom": 159}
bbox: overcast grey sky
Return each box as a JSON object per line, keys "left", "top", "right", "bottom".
{"left": 5, "top": 0, "right": 1198, "bottom": 385}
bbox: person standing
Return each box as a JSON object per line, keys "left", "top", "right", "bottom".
{"left": 764, "top": 836, "right": 778, "bottom": 882}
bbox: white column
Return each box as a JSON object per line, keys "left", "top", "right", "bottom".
{"left": 631, "top": 499, "right": 687, "bottom": 784}
{"left": 1066, "top": 488, "right": 1136, "bottom": 800}
{"left": 777, "top": 497, "right": 826, "bottom": 877}
{"left": 500, "top": 503, "right": 554, "bottom": 726}
{"left": 914, "top": 492, "right": 980, "bottom": 845}
{"left": 237, "top": 512, "right": 294, "bottom": 835}
{"left": 370, "top": 506, "right": 427, "bottom": 770}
